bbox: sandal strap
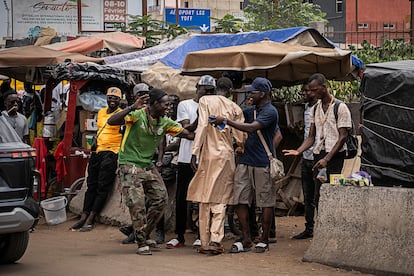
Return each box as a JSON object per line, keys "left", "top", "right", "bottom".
{"left": 233, "top": 242, "right": 243, "bottom": 251}
{"left": 166, "top": 238, "right": 180, "bottom": 246}
{"left": 255, "top": 242, "right": 268, "bottom": 248}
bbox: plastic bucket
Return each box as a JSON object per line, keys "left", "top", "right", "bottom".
{"left": 40, "top": 196, "right": 68, "bottom": 225}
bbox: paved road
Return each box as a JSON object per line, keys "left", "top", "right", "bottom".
{"left": 1, "top": 215, "right": 368, "bottom": 276}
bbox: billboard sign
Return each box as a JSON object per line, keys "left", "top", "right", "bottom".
{"left": 11, "top": 0, "right": 127, "bottom": 39}
{"left": 165, "top": 8, "right": 210, "bottom": 32}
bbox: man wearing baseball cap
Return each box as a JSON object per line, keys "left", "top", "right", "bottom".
{"left": 132, "top": 83, "right": 150, "bottom": 99}
{"left": 165, "top": 75, "right": 215, "bottom": 250}
{"left": 210, "top": 77, "right": 279, "bottom": 253}
{"left": 71, "top": 86, "right": 123, "bottom": 232}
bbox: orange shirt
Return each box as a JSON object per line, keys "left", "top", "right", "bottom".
{"left": 96, "top": 107, "right": 123, "bottom": 154}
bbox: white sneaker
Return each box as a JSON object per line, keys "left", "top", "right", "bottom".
{"left": 192, "top": 239, "right": 201, "bottom": 248}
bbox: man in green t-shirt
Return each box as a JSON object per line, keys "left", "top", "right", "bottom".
{"left": 108, "top": 88, "right": 194, "bottom": 255}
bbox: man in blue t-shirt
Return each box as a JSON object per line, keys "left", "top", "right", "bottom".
{"left": 211, "top": 77, "right": 279, "bottom": 253}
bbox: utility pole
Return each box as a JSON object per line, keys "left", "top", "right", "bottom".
{"left": 411, "top": 0, "right": 414, "bottom": 44}
{"left": 142, "top": 0, "right": 147, "bottom": 15}
{"left": 3, "top": 0, "right": 10, "bottom": 37}
{"left": 176, "top": 0, "right": 179, "bottom": 25}
{"left": 355, "top": 0, "right": 358, "bottom": 32}
{"left": 77, "top": 0, "right": 82, "bottom": 34}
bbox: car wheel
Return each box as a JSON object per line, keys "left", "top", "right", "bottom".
{"left": 0, "top": 231, "right": 30, "bottom": 264}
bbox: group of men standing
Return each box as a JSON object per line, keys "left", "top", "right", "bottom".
{"left": 70, "top": 71, "right": 353, "bottom": 256}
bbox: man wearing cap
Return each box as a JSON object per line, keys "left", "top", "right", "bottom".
{"left": 71, "top": 87, "right": 123, "bottom": 232}
{"left": 165, "top": 75, "right": 216, "bottom": 249}
{"left": 211, "top": 77, "right": 279, "bottom": 253}
{"left": 107, "top": 88, "right": 194, "bottom": 256}
{"left": 132, "top": 83, "right": 150, "bottom": 101}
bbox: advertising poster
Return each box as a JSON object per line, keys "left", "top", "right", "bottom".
{"left": 12, "top": 0, "right": 127, "bottom": 39}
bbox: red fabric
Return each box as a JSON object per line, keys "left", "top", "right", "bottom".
{"left": 54, "top": 142, "right": 67, "bottom": 183}
{"left": 32, "top": 138, "right": 47, "bottom": 194}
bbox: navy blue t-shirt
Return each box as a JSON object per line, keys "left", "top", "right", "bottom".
{"left": 239, "top": 102, "right": 279, "bottom": 167}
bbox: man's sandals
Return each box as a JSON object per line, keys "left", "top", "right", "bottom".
{"left": 230, "top": 241, "right": 269, "bottom": 253}
{"left": 199, "top": 242, "right": 224, "bottom": 255}
{"left": 230, "top": 241, "right": 252, "bottom": 253}
{"left": 136, "top": 240, "right": 161, "bottom": 255}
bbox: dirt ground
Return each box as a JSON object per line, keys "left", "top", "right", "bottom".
{"left": 1, "top": 213, "right": 371, "bottom": 276}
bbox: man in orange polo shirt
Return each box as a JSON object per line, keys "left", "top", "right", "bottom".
{"left": 71, "top": 87, "right": 123, "bottom": 231}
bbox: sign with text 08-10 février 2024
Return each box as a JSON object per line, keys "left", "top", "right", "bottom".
{"left": 165, "top": 8, "right": 210, "bottom": 32}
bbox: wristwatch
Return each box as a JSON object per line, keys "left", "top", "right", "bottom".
{"left": 156, "top": 161, "right": 163, "bottom": 167}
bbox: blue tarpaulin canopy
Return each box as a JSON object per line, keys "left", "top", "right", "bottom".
{"left": 140, "top": 27, "right": 363, "bottom": 99}
{"left": 160, "top": 27, "right": 363, "bottom": 71}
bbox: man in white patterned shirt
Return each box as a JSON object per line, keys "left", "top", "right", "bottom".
{"left": 283, "top": 73, "right": 352, "bottom": 211}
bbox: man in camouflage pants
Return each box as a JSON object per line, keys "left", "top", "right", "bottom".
{"left": 108, "top": 88, "right": 194, "bottom": 255}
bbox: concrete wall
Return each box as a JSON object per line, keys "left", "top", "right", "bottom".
{"left": 304, "top": 184, "right": 414, "bottom": 275}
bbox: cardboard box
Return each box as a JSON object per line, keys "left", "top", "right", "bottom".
{"left": 79, "top": 110, "right": 97, "bottom": 132}
{"left": 84, "top": 118, "right": 98, "bottom": 131}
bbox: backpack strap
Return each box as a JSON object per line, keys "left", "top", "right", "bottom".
{"left": 334, "top": 99, "right": 355, "bottom": 135}
{"left": 333, "top": 99, "right": 342, "bottom": 122}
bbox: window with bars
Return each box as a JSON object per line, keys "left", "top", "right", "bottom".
{"left": 358, "top": 23, "right": 368, "bottom": 29}
{"left": 383, "top": 23, "right": 395, "bottom": 29}
{"left": 336, "top": 0, "right": 343, "bottom": 13}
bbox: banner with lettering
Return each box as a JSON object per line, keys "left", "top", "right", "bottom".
{"left": 12, "top": 0, "right": 127, "bottom": 39}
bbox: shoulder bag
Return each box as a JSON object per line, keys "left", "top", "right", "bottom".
{"left": 254, "top": 110, "right": 285, "bottom": 181}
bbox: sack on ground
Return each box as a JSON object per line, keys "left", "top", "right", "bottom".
{"left": 270, "top": 157, "right": 285, "bottom": 181}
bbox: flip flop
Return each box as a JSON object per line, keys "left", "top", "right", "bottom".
{"left": 137, "top": 245, "right": 152, "bottom": 255}
{"left": 255, "top": 242, "right": 269, "bottom": 253}
{"left": 79, "top": 224, "right": 94, "bottom": 232}
{"left": 207, "top": 242, "right": 224, "bottom": 255}
{"left": 230, "top": 242, "right": 251, "bottom": 253}
{"left": 70, "top": 220, "right": 85, "bottom": 231}
{"left": 166, "top": 238, "right": 184, "bottom": 249}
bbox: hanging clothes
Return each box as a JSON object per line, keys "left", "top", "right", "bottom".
{"left": 54, "top": 141, "right": 67, "bottom": 183}
{"left": 32, "top": 137, "right": 48, "bottom": 196}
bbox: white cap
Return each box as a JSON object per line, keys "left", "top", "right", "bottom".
{"left": 197, "top": 75, "right": 216, "bottom": 88}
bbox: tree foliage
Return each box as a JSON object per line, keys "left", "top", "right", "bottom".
{"left": 126, "top": 14, "right": 188, "bottom": 48}
{"left": 243, "top": 0, "right": 327, "bottom": 31}
{"left": 210, "top": 14, "right": 244, "bottom": 33}
{"left": 349, "top": 39, "right": 414, "bottom": 64}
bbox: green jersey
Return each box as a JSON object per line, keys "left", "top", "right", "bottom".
{"left": 118, "top": 108, "right": 184, "bottom": 168}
